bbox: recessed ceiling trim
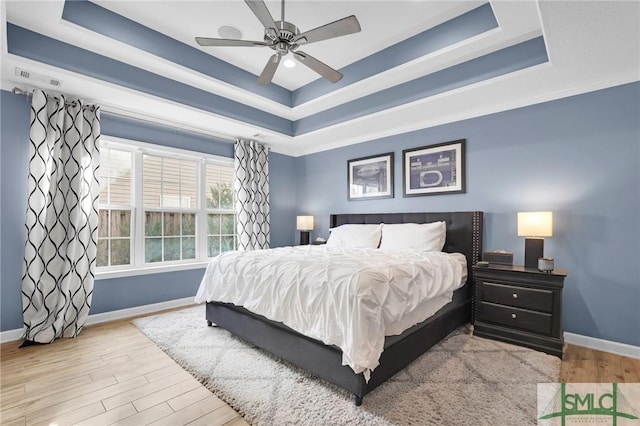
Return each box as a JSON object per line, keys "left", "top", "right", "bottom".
{"left": 291, "top": 2, "right": 498, "bottom": 106}
{"left": 61, "top": 0, "right": 291, "bottom": 106}
{"left": 7, "top": 21, "right": 547, "bottom": 140}
{"left": 60, "top": 0, "right": 498, "bottom": 110}
{"left": 6, "top": 23, "right": 293, "bottom": 136}
{"left": 294, "top": 36, "right": 548, "bottom": 135}
{"left": 4, "top": 0, "right": 638, "bottom": 158}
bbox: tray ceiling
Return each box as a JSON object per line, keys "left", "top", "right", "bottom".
{"left": 2, "top": 1, "right": 638, "bottom": 156}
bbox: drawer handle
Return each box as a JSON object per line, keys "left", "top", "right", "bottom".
{"left": 511, "top": 313, "right": 517, "bottom": 319}
{"left": 512, "top": 293, "right": 518, "bottom": 299}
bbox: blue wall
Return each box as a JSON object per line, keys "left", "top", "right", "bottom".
{"left": 3, "top": 83, "right": 639, "bottom": 348}
{"left": 0, "top": 90, "right": 297, "bottom": 330}
{"left": 295, "top": 82, "right": 640, "bottom": 347}
{"left": 1, "top": 92, "right": 31, "bottom": 331}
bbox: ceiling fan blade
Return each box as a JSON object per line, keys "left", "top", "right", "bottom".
{"left": 258, "top": 54, "right": 281, "bottom": 85}
{"left": 293, "top": 51, "right": 343, "bottom": 83}
{"left": 195, "top": 37, "right": 267, "bottom": 47}
{"left": 292, "top": 15, "right": 361, "bottom": 45}
{"left": 244, "top": 0, "right": 280, "bottom": 41}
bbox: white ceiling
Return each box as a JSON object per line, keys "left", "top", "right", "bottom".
{"left": 2, "top": 1, "right": 639, "bottom": 156}
{"left": 95, "top": 0, "right": 485, "bottom": 91}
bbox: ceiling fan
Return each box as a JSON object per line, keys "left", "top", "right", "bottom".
{"left": 195, "top": 0, "right": 361, "bottom": 85}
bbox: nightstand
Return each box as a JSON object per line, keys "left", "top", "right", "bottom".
{"left": 473, "top": 264, "right": 567, "bottom": 358}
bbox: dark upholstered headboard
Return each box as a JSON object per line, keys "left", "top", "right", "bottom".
{"left": 329, "top": 211, "right": 484, "bottom": 281}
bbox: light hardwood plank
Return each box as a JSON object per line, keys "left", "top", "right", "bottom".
{"left": 0, "top": 416, "right": 26, "bottom": 426}
{"left": 31, "top": 401, "right": 105, "bottom": 426}
{"left": 24, "top": 373, "right": 93, "bottom": 396}
{"left": 0, "top": 310, "right": 242, "bottom": 426}
{"left": 561, "top": 343, "right": 640, "bottom": 383}
{"left": 112, "top": 355, "right": 176, "bottom": 383}
{"left": 101, "top": 371, "right": 193, "bottom": 411}
{"left": 72, "top": 402, "right": 138, "bottom": 426}
{"left": 218, "top": 416, "right": 252, "bottom": 426}
{"left": 0, "top": 384, "right": 25, "bottom": 405}
{"left": 23, "top": 376, "right": 148, "bottom": 425}
{"left": 1, "top": 375, "right": 119, "bottom": 423}
{"left": 113, "top": 402, "right": 174, "bottom": 426}
{"left": 167, "top": 386, "right": 216, "bottom": 412}
{"left": 148, "top": 395, "right": 227, "bottom": 426}
{"left": 186, "top": 404, "right": 247, "bottom": 426}
{"left": 132, "top": 376, "right": 203, "bottom": 412}
{"left": 2, "top": 374, "right": 95, "bottom": 411}
{"left": 144, "top": 364, "right": 187, "bottom": 383}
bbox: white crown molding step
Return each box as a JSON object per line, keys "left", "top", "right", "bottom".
{"left": 2, "top": 300, "right": 640, "bottom": 363}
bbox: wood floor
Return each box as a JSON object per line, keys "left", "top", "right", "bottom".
{"left": 0, "top": 310, "right": 249, "bottom": 426}
{"left": 561, "top": 342, "right": 640, "bottom": 383}
{"left": 1, "top": 310, "right": 639, "bottom": 426}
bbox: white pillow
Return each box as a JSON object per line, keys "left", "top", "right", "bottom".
{"left": 379, "top": 222, "right": 446, "bottom": 252}
{"left": 326, "top": 224, "right": 382, "bottom": 249}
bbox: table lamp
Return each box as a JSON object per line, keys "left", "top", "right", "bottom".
{"left": 517, "top": 211, "right": 553, "bottom": 269}
{"left": 296, "top": 216, "right": 314, "bottom": 245}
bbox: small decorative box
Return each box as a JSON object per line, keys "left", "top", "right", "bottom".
{"left": 483, "top": 250, "right": 513, "bottom": 266}
{"left": 538, "top": 258, "right": 555, "bottom": 272}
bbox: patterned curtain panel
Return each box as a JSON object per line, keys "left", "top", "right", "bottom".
{"left": 234, "top": 139, "right": 270, "bottom": 250}
{"left": 21, "top": 90, "right": 101, "bottom": 344}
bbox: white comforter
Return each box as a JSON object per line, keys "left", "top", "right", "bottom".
{"left": 195, "top": 245, "right": 467, "bottom": 378}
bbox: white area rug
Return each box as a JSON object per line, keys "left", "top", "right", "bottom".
{"left": 133, "top": 306, "right": 561, "bottom": 425}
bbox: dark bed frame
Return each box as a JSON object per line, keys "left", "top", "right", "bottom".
{"left": 205, "top": 211, "right": 483, "bottom": 405}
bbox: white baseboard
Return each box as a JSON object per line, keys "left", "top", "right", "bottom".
{"left": 4, "top": 305, "right": 639, "bottom": 361}
{"left": 84, "top": 297, "right": 196, "bottom": 326}
{"left": 0, "top": 297, "right": 197, "bottom": 344}
{"left": 0, "top": 328, "right": 24, "bottom": 344}
{"left": 564, "top": 332, "right": 640, "bottom": 360}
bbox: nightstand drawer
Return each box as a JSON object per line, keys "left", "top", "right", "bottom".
{"left": 477, "top": 302, "right": 553, "bottom": 335}
{"left": 481, "top": 281, "right": 553, "bottom": 313}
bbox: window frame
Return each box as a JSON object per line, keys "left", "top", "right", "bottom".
{"left": 204, "top": 162, "right": 237, "bottom": 258}
{"left": 96, "top": 136, "right": 235, "bottom": 280}
{"left": 97, "top": 146, "right": 134, "bottom": 269}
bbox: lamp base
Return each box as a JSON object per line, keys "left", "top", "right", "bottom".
{"left": 300, "top": 231, "right": 310, "bottom": 245}
{"left": 524, "top": 238, "right": 544, "bottom": 269}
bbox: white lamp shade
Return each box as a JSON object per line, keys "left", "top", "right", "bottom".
{"left": 517, "top": 211, "right": 553, "bottom": 237}
{"left": 296, "top": 216, "right": 314, "bottom": 231}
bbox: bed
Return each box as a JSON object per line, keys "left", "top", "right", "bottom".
{"left": 200, "top": 211, "right": 483, "bottom": 405}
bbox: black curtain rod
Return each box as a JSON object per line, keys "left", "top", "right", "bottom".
{"left": 12, "top": 87, "right": 97, "bottom": 110}
{"left": 11, "top": 87, "right": 239, "bottom": 143}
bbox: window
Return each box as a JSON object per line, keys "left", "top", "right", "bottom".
{"left": 206, "top": 163, "right": 236, "bottom": 257}
{"left": 97, "top": 148, "right": 132, "bottom": 267}
{"left": 143, "top": 155, "right": 198, "bottom": 263}
{"left": 96, "top": 137, "right": 236, "bottom": 275}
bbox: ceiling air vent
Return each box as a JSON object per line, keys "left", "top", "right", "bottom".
{"left": 14, "top": 67, "right": 63, "bottom": 87}
{"left": 16, "top": 68, "right": 30, "bottom": 79}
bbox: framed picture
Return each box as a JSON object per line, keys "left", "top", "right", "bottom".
{"left": 403, "top": 139, "right": 466, "bottom": 197}
{"left": 347, "top": 152, "right": 394, "bottom": 201}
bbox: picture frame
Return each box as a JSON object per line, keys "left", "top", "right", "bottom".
{"left": 402, "top": 139, "right": 466, "bottom": 197}
{"left": 347, "top": 152, "right": 394, "bottom": 201}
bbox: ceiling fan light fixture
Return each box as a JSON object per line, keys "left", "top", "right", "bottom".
{"left": 283, "top": 58, "right": 296, "bottom": 68}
